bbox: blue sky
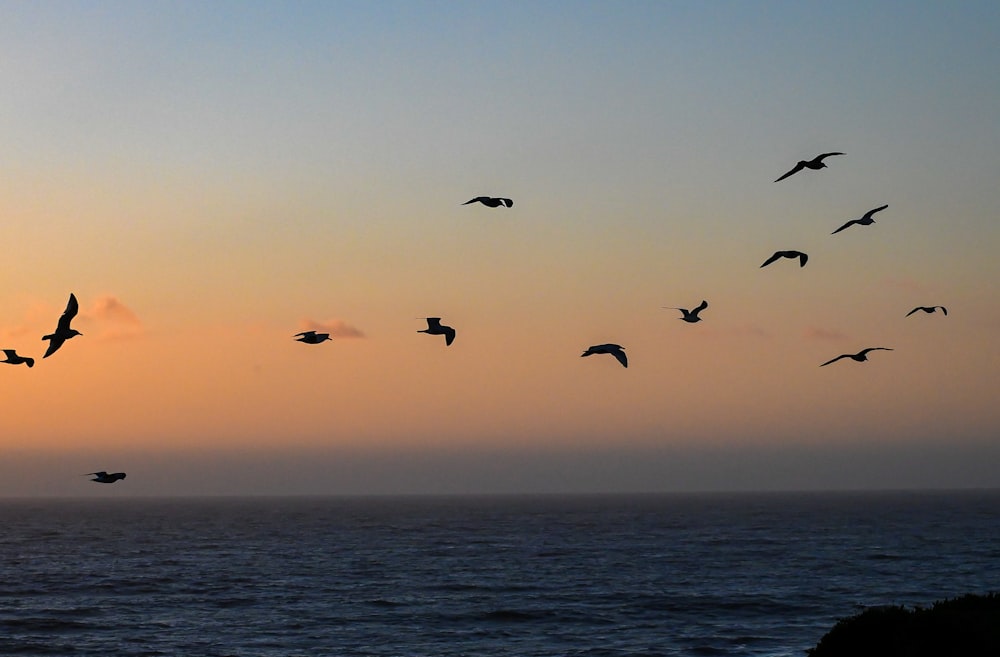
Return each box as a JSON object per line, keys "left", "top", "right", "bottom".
{"left": 1, "top": 1, "right": 998, "bottom": 495}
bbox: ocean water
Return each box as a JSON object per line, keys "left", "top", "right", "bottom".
{"left": 0, "top": 491, "right": 997, "bottom": 656}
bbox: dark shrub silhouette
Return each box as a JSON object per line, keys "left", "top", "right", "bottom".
{"left": 808, "top": 593, "right": 1000, "bottom": 657}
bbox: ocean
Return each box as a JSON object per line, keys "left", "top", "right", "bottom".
{"left": 0, "top": 491, "right": 997, "bottom": 656}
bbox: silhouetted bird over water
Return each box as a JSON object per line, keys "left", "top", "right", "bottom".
{"left": 1, "top": 349, "right": 34, "bottom": 368}
{"left": 418, "top": 318, "right": 456, "bottom": 346}
{"left": 86, "top": 471, "right": 126, "bottom": 483}
{"left": 760, "top": 250, "right": 809, "bottom": 268}
{"left": 462, "top": 196, "right": 513, "bottom": 208}
{"left": 831, "top": 204, "right": 889, "bottom": 234}
{"left": 581, "top": 343, "right": 627, "bottom": 368}
{"left": 774, "top": 152, "right": 844, "bottom": 182}
{"left": 294, "top": 331, "right": 332, "bottom": 344}
{"left": 664, "top": 300, "right": 709, "bottom": 323}
{"left": 906, "top": 306, "right": 948, "bottom": 317}
{"left": 820, "top": 347, "right": 893, "bottom": 367}
{"left": 42, "top": 293, "right": 82, "bottom": 358}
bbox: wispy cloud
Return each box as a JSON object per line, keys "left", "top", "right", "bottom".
{"left": 80, "top": 295, "right": 145, "bottom": 341}
{"left": 883, "top": 276, "right": 932, "bottom": 296}
{"left": 695, "top": 324, "right": 771, "bottom": 340}
{"left": 802, "top": 326, "right": 849, "bottom": 341}
{"left": 299, "top": 318, "right": 365, "bottom": 339}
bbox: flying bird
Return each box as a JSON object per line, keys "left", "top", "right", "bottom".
{"left": 820, "top": 347, "right": 893, "bottom": 367}
{"left": 1, "top": 349, "right": 34, "bottom": 368}
{"left": 85, "top": 471, "right": 126, "bottom": 484}
{"left": 294, "top": 331, "right": 332, "bottom": 344}
{"left": 418, "top": 317, "right": 456, "bottom": 346}
{"left": 831, "top": 204, "right": 889, "bottom": 234}
{"left": 462, "top": 196, "right": 513, "bottom": 208}
{"left": 42, "top": 293, "right": 82, "bottom": 358}
{"left": 760, "top": 250, "right": 808, "bottom": 268}
{"left": 663, "top": 300, "right": 709, "bottom": 323}
{"left": 906, "top": 306, "right": 948, "bottom": 317}
{"left": 774, "top": 152, "right": 844, "bottom": 182}
{"left": 581, "top": 343, "right": 627, "bottom": 368}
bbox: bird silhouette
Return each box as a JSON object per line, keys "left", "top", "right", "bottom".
{"left": 820, "top": 347, "right": 893, "bottom": 367}
{"left": 906, "top": 306, "right": 948, "bottom": 317}
{"left": 418, "top": 318, "right": 456, "bottom": 346}
{"left": 831, "top": 204, "right": 889, "bottom": 234}
{"left": 663, "top": 300, "right": 709, "bottom": 323}
{"left": 1, "top": 349, "right": 34, "bottom": 368}
{"left": 462, "top": 196, "right": 513, "bottom": 208}
{"left": 42, "top": 293, "right": 82, "bottom": 358}
{"left": 760, "top": 250, "right": 808, "bottom": 268}
{"left": 581, "top": 343, "right": 627, "bottom": 368}
{"left": 294, "top": 330, "right": 332, "bottom": 344}
{"left": 774, "top": 152, "right": 844, "bottom": 182}
{"left": 85, "top": 471, "right": 126, "bottom": 484}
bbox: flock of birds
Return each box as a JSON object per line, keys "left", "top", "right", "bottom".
{"left": 573, "top": 154, "right": 945, "bottom": 369}
{"left": 2, "top": 167, "right": 947, "bottom": 484}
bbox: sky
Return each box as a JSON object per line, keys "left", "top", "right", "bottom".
{"left": 1, "top": 1, "right": 999, "bottom": 496}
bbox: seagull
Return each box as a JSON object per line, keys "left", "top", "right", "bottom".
{"left": 418, "top": 317, "right": 456, "bottom": 346}
{"left": 760, "top": 250, "right": 808, "bottom": 268}
{"left": 820, "top": 347, "right": 893, "bottom": 367}
{"left": 85, "top": 471, "right": 126, "bottom": 484}
{"left": 831, "top": 204, "right": 889, "bottom": 234}
{"left": 42, "top": 293, "right": 82, "bottom": 358}
{"left": 663, "top": 300, "right": 709, "bottom": 323}
{"left": 294, "top": 331, "right": 332, "bottom": 344}
{"left": 1, "top": 349, "right": 34, "bottom": 368}
{"left": 462, "top": 196, "right": 513, "bottom": 208}
{"left": 906, "top": 306, "right": 948, "bottom": 317}
{"left": 581, "top": 343, "right": 627, "bottom": 368}
{"left": 774, "top": 152, "right": 844, "bottom": 182}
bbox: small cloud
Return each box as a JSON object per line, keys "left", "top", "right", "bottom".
{"left": 1, "top": 303, "right": 52, "bottom": 339}
{"left": 81, "top": 295, "right": 144, "bottom": 340}
{"left": 86, "top": 296, "right": 142, "bottom": 326}
{"left": 299, "top": 318, "right": 365, "bottom": 339}
{"left": 803, "top": 326, "right": 849, "bottom": 341}
{"left": 883, "top": 276, "right": 931, "bottom": 295}
{"left": 696, "top": 324, "right": 771, "bottom": 340}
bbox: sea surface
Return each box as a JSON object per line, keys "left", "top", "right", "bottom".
{"left": 0, "top": 491, "right": 997, "bottom": 656}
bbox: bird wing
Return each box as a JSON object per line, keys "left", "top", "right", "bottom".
{"left": 443, "top": 327, "right": 456, "bottom": 346}
{"left": 867, "top": 204, "right": 889, "bottom": 218}
{"left": 42, "top": 337, "right": 64, "bottom": 358}
{"left": 816, "top": 152, "right": 845, "bottom": 161}
{"left": 462, "top": 197, "right": 484, "bottom": 205}
{"left": 905, "top": 307, "right": 921, "bottom": 317}
{"left": 56, "top": 293, "right": 79, "bottom": 331}
{"left": 831, "top": 219, "right": 856, "bottom": 234}
{"left": 760, "top": 252, "right": 782, "bottom": 267}
{"left": 294, "top": 331, "right": 315, "bottom": 338}
{"left": 820, "top": 354, "right": 848, "bottom": 367}
{"left": 611, "top": 348, "right": 628, "bottom": 368}
{"left": 1, "top": 349, "right": 16, "bottom": 358}
{"left": 425, "top": 317, "right": 442, "bottom": 329}
{"left": 774, "top": 162, "right": 804, "bottom": 182}
{"left": 797, "top": 252, "right": 808, "bottom": 267}
{"left": 501, "top": 198, "right": 513, "bottom": 207}
{"left": 939, "top": 306, "right": 948, "bottom": 315}
{"left": 694, "top": 300, "right": 708, "bottom": 313}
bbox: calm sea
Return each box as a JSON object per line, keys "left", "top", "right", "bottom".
{"left": 0, "top": 491, "right": 997, "bottom": 656}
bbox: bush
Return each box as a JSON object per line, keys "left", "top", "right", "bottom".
{"left": 807, "top": 593, "right": 1000, "bottom": 657}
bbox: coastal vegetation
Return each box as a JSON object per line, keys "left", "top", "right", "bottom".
{"left": 808, "top": 593, "right": 1000, "bottom": 656}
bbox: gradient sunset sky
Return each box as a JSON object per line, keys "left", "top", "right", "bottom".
{"left": 2, "top": 1, "right": 998, "bottom": 496}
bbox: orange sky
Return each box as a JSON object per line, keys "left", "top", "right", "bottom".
{"left": 1, "top": 3, "right": 998, "bottom": 495}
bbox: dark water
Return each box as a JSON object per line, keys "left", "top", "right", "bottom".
{"left": 0, "top": 491, "right": 997, "bottom": 656}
